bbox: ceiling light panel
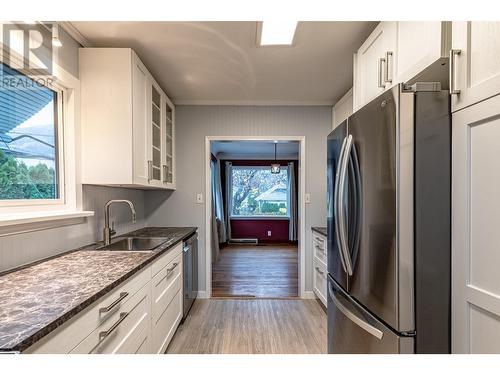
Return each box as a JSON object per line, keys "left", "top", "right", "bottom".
{"left": 259, "top": 20, "right": 298, "bottom": 46}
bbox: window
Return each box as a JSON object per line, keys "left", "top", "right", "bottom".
{"left": 231, "top": 166, "right": 289, "bottom": 217}
{"left": 0, "top": 63, "right": 62, "bottom": 202}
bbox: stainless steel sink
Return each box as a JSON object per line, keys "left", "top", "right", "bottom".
{"left": 96, "top": 237, "right": 168, "bottom": 251}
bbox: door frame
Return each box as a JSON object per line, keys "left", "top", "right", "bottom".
{"left": 205, "top": 135, "right": 306, "bottom": 298}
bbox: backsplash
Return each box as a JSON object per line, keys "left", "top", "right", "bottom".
{"left": 0, "top": 185, "right": 148, "bottom": 272}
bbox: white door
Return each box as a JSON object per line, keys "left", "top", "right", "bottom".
{"left": 354, "top": 22, "right": 396, "bottom": 110}
{"left": 452, "top": 94, "right": 500, "bottom": 353}
{"left": 132, "top": 53, "right": 150, "bottom": 186}
{"left": 451, "top": 22, "right": 500, "bottom": 112}
{"left": 394, "top": 22, "right": 450, "bottom": 84}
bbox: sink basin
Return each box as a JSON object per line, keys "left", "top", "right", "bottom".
{"left": 96, "top": 237, "right": 169, "bottom": 251}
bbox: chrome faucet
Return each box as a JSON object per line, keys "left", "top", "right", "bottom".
{"left": 103, "top": 199, "right": 137, "bottom": 245}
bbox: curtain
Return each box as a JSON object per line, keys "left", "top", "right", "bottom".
{"left": 225, "top": 161, "right": 233, "bottom": 240}
{"left": 288, "top": 162, "right": 298, "bottom": 241}
{"left": 210, "top": 160, "right": 220, "bottom": 262}
{"left": 214, "top": 159, "right": 226, "bottom": 243}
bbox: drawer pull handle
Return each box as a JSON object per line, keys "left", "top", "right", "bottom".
{"left": 166, "top": 262, "right": 179, "bottom": 277}
{"left": 99, "top": 292, "right": 129, "bottom": 313}
{"left": 449, "top": 49, "right": 461, "bottom": 95}
{"left": 315, "top": 266, "right": 325, "bottom": 275}
{"left": 98, "top": 312, "right": 129, "bottom": 341}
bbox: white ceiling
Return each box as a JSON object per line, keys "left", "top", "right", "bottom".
{"left": 69, "top": 21, "right": 378, "bottom": 105}
{"left": 211, "top": 141, "right": 299, "bottom": 159}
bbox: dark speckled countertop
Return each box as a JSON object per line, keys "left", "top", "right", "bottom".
{"left": 311, "top": 227, "right": 327, "bottom": 237}
{"left": 0, "top": 226, "right": 196, "bottom": 352}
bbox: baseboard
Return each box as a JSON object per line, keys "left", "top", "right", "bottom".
{"left": 301, "top": 291, "right": 316, "bottom": 299}
{"left": 197, "top": 290, "right": 209, "bottom": 299}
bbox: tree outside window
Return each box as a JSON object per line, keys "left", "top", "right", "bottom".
{"left": 231, "top": 167, "right": 289, "bottom": 217}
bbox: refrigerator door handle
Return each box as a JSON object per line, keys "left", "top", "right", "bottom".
{"left": 338, "top": 135, "right": 354, "bottom": 275}
{"left": 328, "top": 283, "right": 384, "bottom": 340}
{"left": 334, "top": 136, "right": 349, "bottom": 274}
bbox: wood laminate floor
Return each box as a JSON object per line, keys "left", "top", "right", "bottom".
{"left": 166, "top": 298, "right": 327, "bottom": 354}
{"left": 211, "top": 244, "right": 298, "bottom": 298}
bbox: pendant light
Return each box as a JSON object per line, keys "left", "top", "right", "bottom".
{"left": 271, "top": 142, "right": 280, "bottom": 174}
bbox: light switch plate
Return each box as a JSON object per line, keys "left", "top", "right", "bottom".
{"left": 305, "top": 193, "right": 311, "bottom": 204}
{"left": 196, "top": 193, "right": 204, "bottom": 204}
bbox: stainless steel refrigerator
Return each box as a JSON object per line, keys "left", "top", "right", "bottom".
{"left": 327, "top": 83, "right": 451, "bottom": 354}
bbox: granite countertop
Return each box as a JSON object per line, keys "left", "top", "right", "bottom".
{"left": 311, "top": 226, "right": 327, "bottom": 237}
{"left": 0, "top": 226, "right": 196, "bottom": 352}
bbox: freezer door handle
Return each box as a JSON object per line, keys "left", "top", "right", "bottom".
{"left": 328, "top": 283, "right": 384, "bottom": 340}
{"left": 334, "top": 136, "right": 349, "bottom": 274}
{"left": 338, "top": 135, "right": 354, "bottom": 275}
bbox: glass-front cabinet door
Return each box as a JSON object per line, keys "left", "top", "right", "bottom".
{"left": 162, "top": 98, "right": 175, "bottom": 189}
{"left": 148, "top": 83, "right": 162, "bottom": 186}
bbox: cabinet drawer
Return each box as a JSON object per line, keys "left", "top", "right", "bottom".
{"left": 152, "top": 242, "right": 182, "bottom": 277}
{"left": 70, "top": 282, "right": 151, "bottom": 354}
{"left": 152, "top": 253, "right": 182, "bottom": 320}
{"left": 151, "top": 253, "right": 183, "bottom": 353}
{"left": 313, "top": 233, "right": 327, "bottom": 264}
{"left": 26, "top": 265, "right": 151, "bottom": 353}
{"left": 313, "top": 258, "right": 327, "bottom": 307}
{"left": 152, "top": 288, "right": 183, "bottom": 354}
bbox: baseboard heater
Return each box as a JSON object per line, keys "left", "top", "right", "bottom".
{"left": 228, "top": 238, "right": 258, "bottom": 245}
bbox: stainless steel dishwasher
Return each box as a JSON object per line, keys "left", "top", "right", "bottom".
{"left": 182, "top": 233, "right": 198, "bottom": 319}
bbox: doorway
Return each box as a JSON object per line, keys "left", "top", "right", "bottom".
{"left": 205, "top": 136, "right": 306, "bottom": 299}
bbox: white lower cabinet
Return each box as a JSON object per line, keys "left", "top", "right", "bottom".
{"left": 151, "top": 253, "right": 183, "bottom": 354}
{"left": 312, "top": 230, "right": 327, "bottom": 307}
{"left": 70, "top": 282, "right": 152, "bottom": 354}
{"left": 452, "top": 95, "right": 500, "bottom": 353}
{"left": 25, "top": 243, "right": 183, "bottom": 354}
{"left": 313, "top": 259, "right": 327, "bottom": 307}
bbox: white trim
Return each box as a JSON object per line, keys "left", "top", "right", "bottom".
{"left": 230, "top": 216, "right": 290, "bottom": 221}
{"left": 196, "top": 290, "right": 209, "bottom": 299}
{"left": 302, "top": 291, "right": 316, "bottom": 300}
{"left": 59, "top": 22, "right": 92, "bottom": 47}
{"left": 175, "top": 99, "right": 334, "bottom": 106}
{"left": 0, "top": 33, "right": 93, "bottom": 231}
{"left": 205, "top": 135, "right": 307, "bottom": 299}
{"left": 0, "top": 211, "right": 94, "bottom": 236}
{"left": 216, "top": 152, "right": 299, "bottom": 160}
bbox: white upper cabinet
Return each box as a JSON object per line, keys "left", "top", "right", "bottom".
{"left": 394, "top": 22, "right": 451, "bottom": 84}
{"left": 132, "top": 53, "right": 150, "bottom": 186}
{"left": 80, "top": 48, "right": 176, "bottom": 190}
{"left": 332, "top": 88, "right": 353, "bottom": 129}
{"left": 163, "top": 99, "right": 176, "bottom": 189}
{"left": 353, "top": 22, "right": 396, "bottom": 111}
{"left": 450, "top": 22, "right": 500, "bottom": 112}
{"left": 354, "top": 22, "right": 451, "bottom": 111}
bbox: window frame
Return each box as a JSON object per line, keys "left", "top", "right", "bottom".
{"left": 0, "top": 74, "right": 66, "bottom": 208}
{"left": 0, "top": 31, "right": 94, "bottom": 231}
{"left": 229, "top": 165, "right": 291, "bottom": 220}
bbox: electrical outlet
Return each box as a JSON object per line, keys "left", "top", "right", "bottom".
{"left": 267, "top": 230, "right": 272, "bottom": 237}
{"left": 196, "top": 193, "right": 203, "bottom": 204}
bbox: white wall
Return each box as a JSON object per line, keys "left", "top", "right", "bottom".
{"left": 0, "top": 185, "right": 148, "bottom": 272}
{"left": 146, "top": 105, "right": 332, "bottom": 293}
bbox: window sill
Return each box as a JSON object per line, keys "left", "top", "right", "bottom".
{"left": 230, "top": 216, "right": 290, "bottom": 221}
{"left": 0, "top": 210, "right": 95, "bottom": 237}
